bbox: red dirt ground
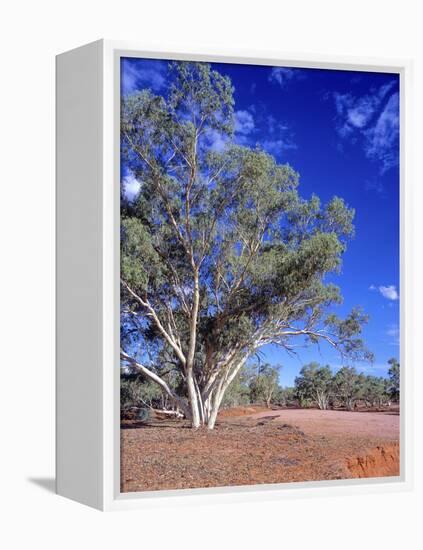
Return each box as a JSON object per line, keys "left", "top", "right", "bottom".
{"left": 218, "top": 405, "right": 270, "bottom": 417}
{"left": 249, "top": 408, "right": 399, "bottom": 439}
{"left": 120, "top": 407, "right": 400, "bottom": 493}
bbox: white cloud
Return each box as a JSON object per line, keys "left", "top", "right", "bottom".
{"left": 266, "top": 114, "right": 288, "bottom": 134}
{"left": 379, "top": 285, "right": 399, "bottom": 301}
{"left": 369, "top": 284, "right": 399, "bottom": 301}
{"left": 369, "top": 285, "right": 399, "bottom": 301}
{"left": 333, "top": 81, "right": 399, "bottom": 174}
{"left": 364, "top": 180, "right": 384, "bottom": 194}
{"left": 363, "top": 93, "right": 399, "bottom": 173}
{"left": 121, "top": 59, "right": 166, "bottom": 95}
{"left": 269, "top": 67, "right": 304, "bottom": 88}
{"left": 334, "top": 93, "right": 377, "bottom": 135}
{"left": 234, "top": 110, "right": 255, "bottom": 135}
{"left": 205, "top": 128, "right": 229, "bottom": 152}
{"left": 207, "top": 107, "right": 257, "bottom": 149}
{"left": 347, "top": 109, "right": 368, "bottom": 128}
{"left": 259, "top": 114, "right": 296, "bottom": 155}
{"left": 386, "top": 323, "right": 400, "bottom": 345}
{"left": 262, "top": 138, "right": 297, "bottom": 156}
{"left": 334, "top": 81, "right": 395, "bottom": 132}
{"left": 122, "top": 173, "right": 141, "bottom": 201}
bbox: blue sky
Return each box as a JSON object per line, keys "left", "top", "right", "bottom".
{"left": 121, "top": 57, "right": 400, "bottom": 386}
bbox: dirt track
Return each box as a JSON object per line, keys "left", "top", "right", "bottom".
{"left": 120, "top": 408, "right": 400, "bottom": 493}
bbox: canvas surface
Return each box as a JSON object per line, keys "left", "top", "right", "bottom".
{"left": 119, "top": 57, "right": 400, "bottom": 492}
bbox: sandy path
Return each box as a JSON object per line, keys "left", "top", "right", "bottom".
{"left": 245, "top": 409, "right": 399, "bottom": 439}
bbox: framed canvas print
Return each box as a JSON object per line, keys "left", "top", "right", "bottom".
{"left": 56, "top": 40, "right": 412, "bottom": 510}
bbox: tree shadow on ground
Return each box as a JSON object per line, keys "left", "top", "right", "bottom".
{"left": 121, "top": 421, "right": 187, "bottom": 429}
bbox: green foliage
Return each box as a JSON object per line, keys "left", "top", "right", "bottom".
{"left": 221, "top": 363, "right": 283, "bottom": 408}
{"left": 168, "top": 61, "right": 234, "bottom": 135}
{"left": 121, "top": 217, "right": 163, "bottom": 291}
{"left": 294, "top": 362, "right": 333, "bottom": 410}
{"left": 361, "top": 375, "right": 389, "bottom": 407}
{"left": 332, "top": 366, "right": 366, "bottom": 410}
{"left": 298, "top": 396, "right": 314, "bottom": 408}
{"left": 324, "top": 308, "right": 374, "bottom": 362}
{"left": 274, "top": 386, "right": 297, "bottom": 407}
{"left": 221, "top": 365, "right": 254, "bottom": 408}
{"left": 121, "top": 375, "right": 162, "bottom": 410}
{"left": 387, "top": 358, "right": 400, "bottom": 401}
{"left": 249, "top": 363, "right": 281, "bottom": 407}
{"left": 292, "top": 362, "right": 394, "bottom": 410}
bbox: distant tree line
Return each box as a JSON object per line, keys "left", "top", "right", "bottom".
{"left": 121, "top": 358, "right": 399, "bottom": 416}
{"left": 293, "top": 359, "right": 399, "bottom": 410}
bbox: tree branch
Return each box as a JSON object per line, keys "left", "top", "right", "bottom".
{"left": 121, "top": 279, "right": 186, "bottom": 366}
{"left": 120, "top": 349, "right": 189, "bottom": 415}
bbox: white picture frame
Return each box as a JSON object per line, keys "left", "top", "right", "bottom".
{"left": 56, "top": 39, "right": 413, "bottom": 511}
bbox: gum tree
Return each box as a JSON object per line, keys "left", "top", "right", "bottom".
{"left": 294, "top": 362, "right": 333, "bottom": 410}
{"left": 333, "top": 366, "right": 366, "bottom": 411}
{"left": 387, "top": 358, "right": 400, "bottom": 401}
{"left": 120, "top": 62, "right": 373, "bottom": 429}
{"left": 249, "top": 364, "right": 281, "bottom": 408}
{"left": 361, "top": 375, "right": 388, "bottom": 408}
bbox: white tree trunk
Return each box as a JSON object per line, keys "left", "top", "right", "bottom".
{"left": 315, "top": 391, "right": 329, "bottom": 410}
{"left": 123, "top": 350, "right": 248, "bottom": 430}
{"left": 186, "top": 371, "right": 201, "bottom": 428}
{"left": 204, "top": 358, "right": 247, "bottom": 429}
{"left": 206, "top": 387, "right": 224, "bottom": 430}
